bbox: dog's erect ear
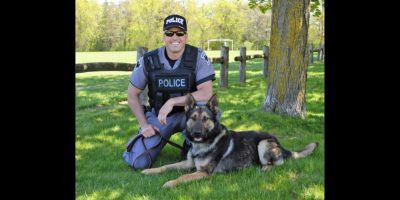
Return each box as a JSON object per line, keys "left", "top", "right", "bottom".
{"left": 185, "top": 93, "right": 196, "bottom": 112}
{"left": 207, "top": 93, "right": 219, "bottom": 114}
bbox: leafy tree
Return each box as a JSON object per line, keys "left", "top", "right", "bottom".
{"left": 75, "top": 0, "right": 323, "bottom": 54}
{"left": 210, "top": 0, "right": 245, "bottom": 50}
{"left": 95, "top": 1, "right": 129, "bottom": 51}
{"left": 308, "top": 0, "right": 324, "bottom": 46}
{"left": 243, "top": 7, "right": 271, "bottom": 49}
{"left": 75, "top": 0, "right": 101, "bottom": 51}
{"left": 249, "top": 0, "right": 323, "bottom": 16}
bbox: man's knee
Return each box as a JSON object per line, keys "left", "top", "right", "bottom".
{"left": 123, "top": 150, "right": 153, "bottom": 169}
{"left": 123, "top": 133, "right": 166, "bottom": 170}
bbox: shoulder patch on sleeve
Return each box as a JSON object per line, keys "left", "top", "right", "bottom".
{"left": 200, "top": 51, "right": 211, "bottom": 65}
{"left": 134, "top": 62, "right": 140, "bottom": 72}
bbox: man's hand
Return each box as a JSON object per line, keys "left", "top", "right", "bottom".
{"left": 157, "top": 99, "right": 174, "bottom": 125}
{"left": 141, "top": 124, "right": 160, "bottom": 138}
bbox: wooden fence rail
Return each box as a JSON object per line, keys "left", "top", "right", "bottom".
{"left": 75, "top": 62, "right": 135, "bottom": 73}
{"left": 76, "top": 44, "right": 323, "bottom": 90}
{"left": 213, "top": 45, "right": 270, "bottom": 87}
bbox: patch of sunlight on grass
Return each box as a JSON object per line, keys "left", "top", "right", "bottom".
{"left": 132, "top": 195, "right": 151, "bottom": 200}
{"left": 81, "top": 190, "right": 122, "bottom": 200}
{"left": 307, "top": 71, "right": 324, "bottom": 77}
{"left": 307, "top": 92, "right": 324, "bottom": 103}
{"left": 244, "top": 71, "right": 263, "bottom": 75}
{"left": 83, "top": 191, "right": 99, "bottom": 200}
{"left": 95, "top": 134, "right": 116, "bottom": 143}
{"left": 227, "top": 183, "right": 240, "bottom": 192}
{"left": 178, "top": 195, "right": 193, "bottom": 200}
{"left": 109, "top": 190, "right": 122, "bottom": 199}
{"left": 301, "top": 184, "right": 324, "bottom": 200}
{"left": 111, "top": 125, "right": 121, "bottom": 132}
{"left": 287, "top": 171, "right": 299, "bottom": 180}
{"left": 222, "top": 118, "right": 235, "bottom": 127}
{"left": 76, "top": 141, "right": 96, "bottom": 150}
{"left": 219, "top": 109, "right": 235, "bottom": 115}
{"left": 118, "top": 101, "right": 128, "bottom": 105}
{"left": 93, "top": 133, "right": 127, "bottom": 147}
{"left": 225, "top": 97, "right": 243, "bottom": 106}
{"left": 260, "top": 183, "right": 276, "bottom": 191}
{"left": 307, "top": 112, "right": 324, "bottom": 118}
{"left": 128, "top": 117, "right": 135, "bottom": 122}
{"left": 199, "top": 185, "right": 212, "bottom": 195}
{"left": 76, "top": 155, "right": 81, "bottom": 160}
{"left": 96, "top": 117, "right": 103, "bottom": 122}
{"left": 235, "top": 123, "right": 262, "bottom": 131}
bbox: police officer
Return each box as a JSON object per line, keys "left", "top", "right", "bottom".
{"left": 123, "top": 14, "right": 215, "bottom": 169}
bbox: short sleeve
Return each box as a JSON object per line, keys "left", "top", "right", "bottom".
{"left": 195, "top": 49, "right": 215, "bottom": 85}
{"left": 129, "top": 56, "right": 147, "bottom": 90}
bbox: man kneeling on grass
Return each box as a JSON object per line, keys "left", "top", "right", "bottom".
{"left": 122, "top": 14, "right": 217, "bottom": 169}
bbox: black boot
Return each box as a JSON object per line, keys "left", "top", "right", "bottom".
{"left": 180, "top": 140, "right": 191, "bottom": 160}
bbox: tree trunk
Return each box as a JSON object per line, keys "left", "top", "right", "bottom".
{"left": 262, "top": 0, "right": 310, "bottom": 118}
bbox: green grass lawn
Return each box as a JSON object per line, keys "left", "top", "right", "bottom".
{"left": 76, "top": 56, "right": 324, "bottom": 200}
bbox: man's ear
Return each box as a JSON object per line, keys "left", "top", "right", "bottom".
{"left": 184, "top": 93, "right": 196, "bottom": 112}
{"left": 207, "top": 93, "right": 219, "bottom": 114}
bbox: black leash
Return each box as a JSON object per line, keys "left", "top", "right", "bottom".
{"left": 126, "top": 131, "right": 184, "bottom": 152}
{"left": 126, "top": 131, "right": 184, "bottom": 170}
{"left": 155, "top": 131, "right": 184, "bottom": 150}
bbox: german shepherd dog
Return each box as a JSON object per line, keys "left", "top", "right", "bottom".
{"left": 141, "top": 94, "right": 319, "bottom": 188}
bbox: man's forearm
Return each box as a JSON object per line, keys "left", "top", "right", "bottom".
{"left": 171, "top": 81, "right": 213, "bottom": 106}
{"left": 169, "top": 90, "right": 212, "bottom": 107}
{"left": 128, "top": 94, "right": 148, "bottom": 127}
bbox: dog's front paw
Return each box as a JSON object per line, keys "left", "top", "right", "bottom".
{"left": 162, "top": 180, "right": 177, "bottom": 188}
{"left": 261, "top": 165, "right": 273, "bottom": 171}
{"left": 141, "top": 168, "right": 161, "bottom": 175}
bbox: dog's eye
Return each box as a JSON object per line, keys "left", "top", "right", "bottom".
{"left": 191, "top": 116, "right": 197, "bottom": 121}
{"left": 202, "top": 116, "right": 208, "bottom": 122}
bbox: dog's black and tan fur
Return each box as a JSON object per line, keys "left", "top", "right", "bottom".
{"left": 142, "top": 94, "right": 319, "bottom": 188}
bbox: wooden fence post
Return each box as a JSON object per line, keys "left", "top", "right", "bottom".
{"left": 136, "top": 46, "right": 149, "bottom": 106}
{"left": 239, "top": 47, "right": 246, "bottom": 84}
{"left": 263, "top": 45, "right": 269, "bottom": 79}
{"left": 309, "top": 44, "right": 313, "bottom": 64}
{"left": 220, "top": 46, "right": 229, "bottom": 89}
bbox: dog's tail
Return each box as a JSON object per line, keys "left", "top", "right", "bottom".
{"left": 283, "top": 142, "right": 319, "bottom": 159}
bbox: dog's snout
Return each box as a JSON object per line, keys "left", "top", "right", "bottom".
{"left": 192, "top": 131, "right": 202, "bottom": 137}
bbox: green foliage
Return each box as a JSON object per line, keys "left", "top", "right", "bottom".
{"left": 75, "top": 0, "right": 323, "bottom": 52}
{"left": 248, "top": 0, "right": 324, "bottom": 17}
{"left": 76, "top": 57, "right": 324, "bottom": 199}
{"left": 248, "top": 0, "right": 272, "bottom": 14}
{"left": 76, "top": 0, "right": 274, "bottom": 52}
{"left": 310, "top": 0, "right": 324, "bottom": 17}
{"left": 243, "top": 41, "right": 254, "bottom": 49}
{"left": 308, "top": 0, "right": 324, "bottom": 46}
{"left": 76, "top": 0, "right": 102, "bottom": 51}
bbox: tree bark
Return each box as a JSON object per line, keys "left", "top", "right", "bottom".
{"left": 262, "top": 0, "right": 310, "bottom": 118}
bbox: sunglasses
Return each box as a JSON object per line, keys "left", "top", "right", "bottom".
{"left": 164, "top": 31, "right": 186, "bottom": 37}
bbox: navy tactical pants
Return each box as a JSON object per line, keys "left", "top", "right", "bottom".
{"left": 122, "top": 109, "right": 189, "bottom": 169}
